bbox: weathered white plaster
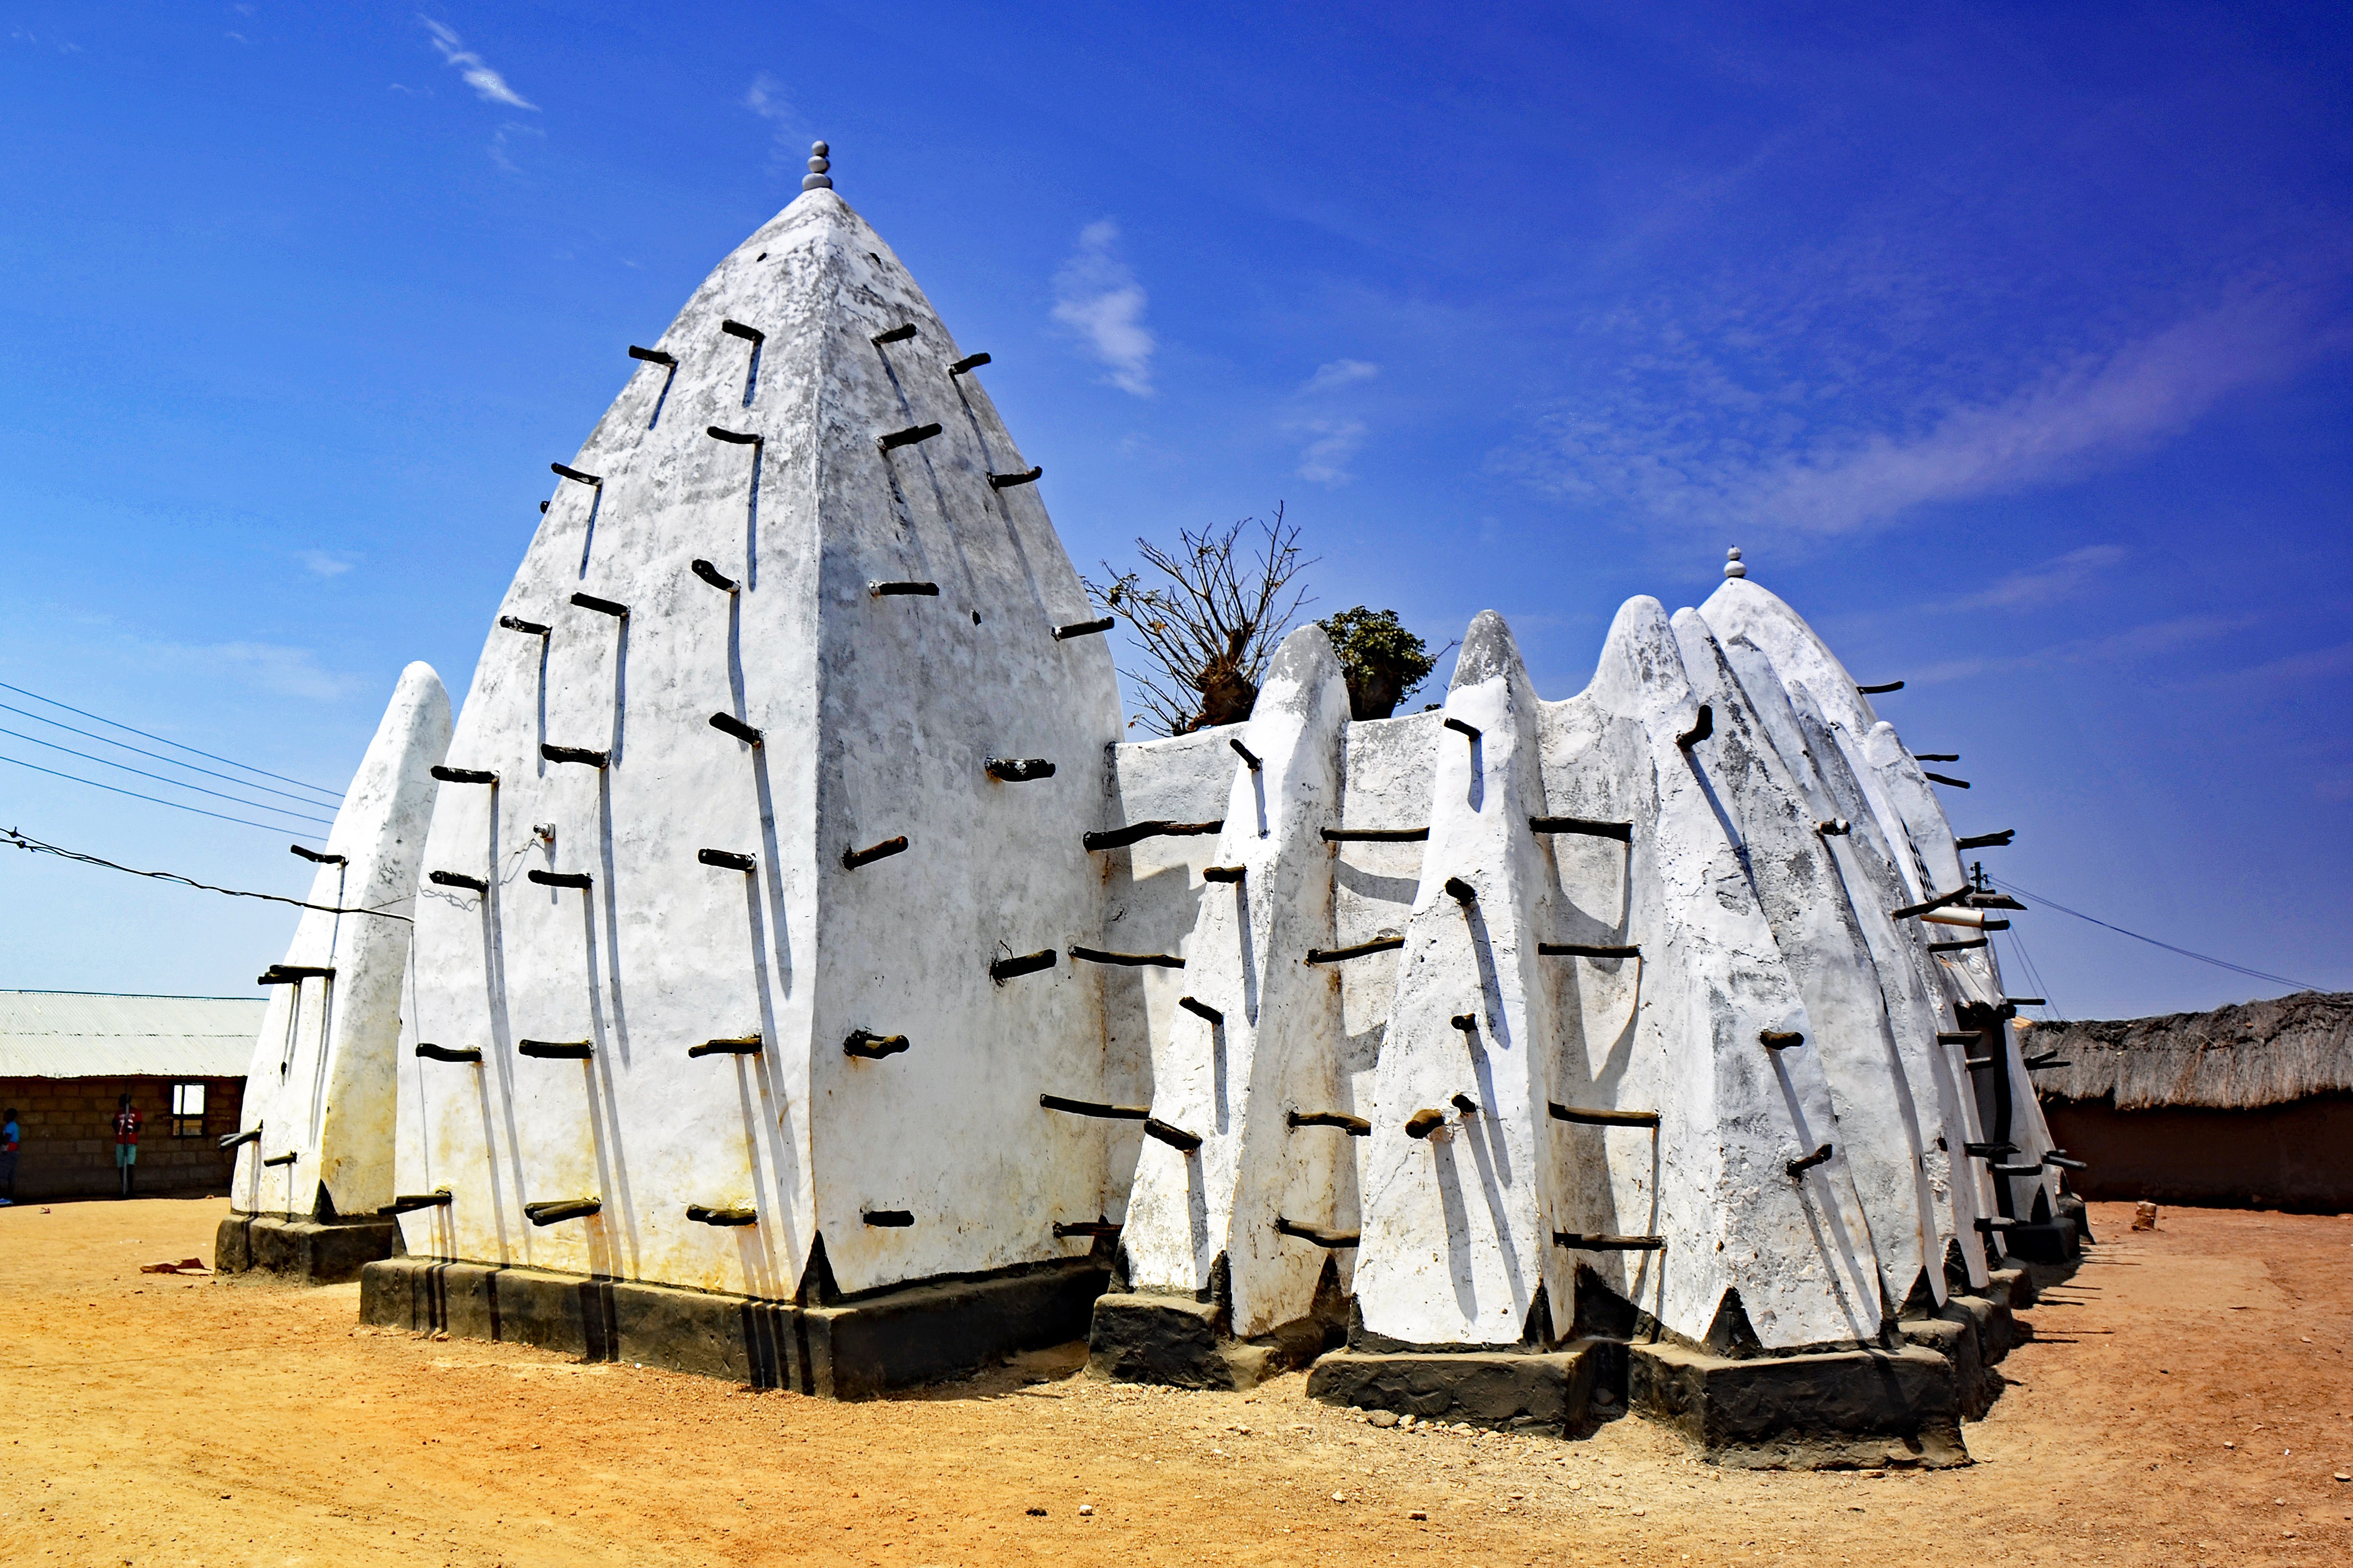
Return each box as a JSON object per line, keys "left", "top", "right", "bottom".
{"left": 233, "top": 663, "right": 449, "bottom": 1219}
{"left": 1121, "top": 626, "right": 1355, "bottom": 1335}
{"left": 1670, "top": 606, "right": 1944, "bottom": 1308}
{"left": 1531, "top": 598, "right": 1887, "bottom": 1350}
{"left": 395, "top": 188, "right": 1121, "bottom": 1297}
{"left": 1353, "top": 613, "right": 1570, "bottom": 1347}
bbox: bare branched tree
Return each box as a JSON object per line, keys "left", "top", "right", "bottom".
{"left": 1084, "top": 506, "right": 1315, "bottom": 735}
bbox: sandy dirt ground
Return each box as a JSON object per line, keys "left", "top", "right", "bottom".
{"left": 0, "top": 1198, "right": 2347, "bottom": 1566}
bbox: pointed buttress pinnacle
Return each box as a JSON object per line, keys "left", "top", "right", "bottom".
{"left": 1723, "top": 546, "right": 1747, "bottom": 580}
{"left": 803, "top": 140, "right": 833, "bottom": 192}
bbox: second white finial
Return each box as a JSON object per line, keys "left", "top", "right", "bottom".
{"left": 1723, "top": 546, "right": 1747, "bottom": 580}
{"left": 803, "top": 140, "right": 833, "bottom": 192}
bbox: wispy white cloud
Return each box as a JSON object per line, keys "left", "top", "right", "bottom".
{"left": 1053, "top": 221, "right": 1155, "bottom": 397}
{"left": 2187, "top": 639, "right": 2353, "bottom": 695}
{"left": 1286, "top": 361, "right": 1381, "bottom": 483}
{"left": 488, "top": 120, "right": 542, "bottom": 175}
{"left": 161, "top": 641, "right": 367, "bottom": 703}
{"left": 1293, "top": 419, "right": 1368, "bottom": 486}
{"left": 1939, "top": 544, "right": 2128, "bottom": 612}
{"left": 742, "top": 73, "right": 808, "bottom": 174}
{"left": 295, "top": 550, "right": 355, "bottom": 579}
{"left": 1508, "top": 261, "right": 2353, "bottom": 538}
{"left": 421, "top": 18, "right": 536, "bottom": 109}
{"left": 1303, "top": 359, "right": 1380, "bottom": 394}
{"left": 1908, "top": 613, "right": 2245, "bottom": 685}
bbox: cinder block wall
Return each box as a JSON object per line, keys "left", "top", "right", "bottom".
{"left": 0, "top": 1076, "right": 245, "bottom": 1200}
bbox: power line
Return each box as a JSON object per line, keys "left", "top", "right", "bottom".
{"left": 1990, "top": 875, "right": 2324, "bottom": 994}
{"left": 0, "top": 700, "right": 344, "bottom": 811}
{"left": 2, "top": 825, "right": 406, "bottom": 921}
{"left": 0, "top": 679, "right": 343, "bottom": 801}
{"left": 0, "top": 753, "right": 328, "bottom": 837}
{"left": 0, "top": 726, "right": 336, "bottom": 826}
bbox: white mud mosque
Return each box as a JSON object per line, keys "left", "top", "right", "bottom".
{"left": 215, "top": 146, "right": 2085, "bottom": 1466}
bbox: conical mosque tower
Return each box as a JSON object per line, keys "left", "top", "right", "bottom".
{"left": 381, "top": 148, "right": 1125, "bottom": 1378}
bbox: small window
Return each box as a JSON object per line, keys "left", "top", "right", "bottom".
{"left": 170, "top": 1082, "right": 207, "bottom": 1139}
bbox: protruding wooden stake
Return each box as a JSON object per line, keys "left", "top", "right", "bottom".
{"left": 1274, "top": 1218, "right": 1359, "bottom": 1248}
{"left": 709, "top": 712, "right": 764, "bottom": 747}
{"left": 687, "top": 1204, "right": 758, "bottom": 1226}
{"left": 1083, "top": 819, "right": 1221, "bottom": 851}
{"left": 687, "top": 1037, "right": 762, "bottom": 1058}
{"left": 985, "top": 756, "right": 1054, "bottom": 782}
{"left": 1529, "top": 816, "right": 1632, "bottom": 841}
{"left": 1306, "top": 937, "right": 1405, "bottom": 964}
{"left": 990, "top": 949, "right": 1058, "bottom": 983}
{"left": 1676, "top": 705, "right": 1713, "bottom": 748}
{"left": 843, "top": 836, "right": 909, "bottom": 870}
{"left": 988, "top": 466, "right": 1043, "bottom": 490}
{"left": 540, "top": 743, "right": 610, "bottom": 768}
{"left": 527, "top": 870, "right": 592, "bottom": 890}
{"left": 519, "top": 1039, "right": 593, "bottom": 1059}
{"left": 1069, "top": 945, "right": 1185, "bottom": 969}
{"left": 843, "top": 1030, "right": 909, "bottom": 1060}
{"left": 697, "top": 848, "right": 755, "bottom": 872}
{"left": 1054, "top": 616, "right": 1115, "bottom": 640}
{"left": 1287, "top": 1111, "right": 1370, "bottom": 1135}
{"left": 551, "top": 463, "right": 602, "bottom": 487}
{"left": 690, "top": 559, "right": 739, "bottom": 593}
{"left": 414, "top": 1043, "right": 482, "bottom": 1064}
{"left": 948, "top": 352, "right": 991, "bottom": 375}
{"left": 428, "top": 870, "right": 488, "bottom": 893}
{"left": 871, "top": 323, "right": 917, "bottom": 345}
{"left": 571, "top": 592, "right": 628, "bottom": 619}
{"left": 1229, "top": 738, "right": 1262, "bottom": 771}
{"left": 878, "top": 422, "right": 943, "bottom": 452}
{"left": 431, "top": 765, "right": 498, "bottom": 785}
{"left": 1178, "top": 995, "right": 1223, "bottom": 1026}
{"left": 525, "top": 1198, "right": 601, "bottom": 1225}
{"left": 498, "top": 615, "right": 551, "bottom": 636}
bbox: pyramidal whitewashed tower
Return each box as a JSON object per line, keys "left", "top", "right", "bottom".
{"left": 382, "top": 148, "right": 1125, "bottom": 1371}
{"left": 218, "top": 661, "right": 449, "bottom": 1279}
{"left": 358, "top": 146, "right": 2084, "bottom": 1446}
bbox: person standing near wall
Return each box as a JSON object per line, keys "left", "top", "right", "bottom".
{"left": 112, "top": 1094, "right": 140, "bottom": 1199}
{"left": 1, "top": 1106, "right": 18, "bottom": 1205}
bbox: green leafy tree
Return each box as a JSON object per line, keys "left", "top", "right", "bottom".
{"left": 1318, "top": 606, "right": 1436, "bottom": 720}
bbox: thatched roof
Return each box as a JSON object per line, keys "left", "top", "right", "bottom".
{"left": 2025, "top": 991, "right": 2353, "bottom": 1110}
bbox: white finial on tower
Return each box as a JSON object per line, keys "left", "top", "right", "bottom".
{"left": 803, "top": 140, "right": 833, "bottom": 192}
{"left": 1723, "top": 546, "right": 1747, "bottom": 580}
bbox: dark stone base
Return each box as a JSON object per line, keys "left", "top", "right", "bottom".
{"left": 1306, "top": 1343, "right": 1608, "bottom": 1435}
{"left": 1629, "top": 1340, "right": 1968, "bottom": 1469}
{"left": 216, "top": 1213, "right": 402, "bottom": 1286}
{"left": 1087, "top": 1291, "right": 1338, "bottom": 1391}
{"left": 359, "top": 1255, "right": 1108, "bottom": 1399}
{"left": 1999, "top": 1217, "right": 2081, "bottom": 1265}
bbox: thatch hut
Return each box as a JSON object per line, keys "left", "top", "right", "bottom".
{"left": 2026, "top": 992, "right": 2352, "bottom": 1210}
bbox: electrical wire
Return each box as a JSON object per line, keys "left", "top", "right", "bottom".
{"left": 0, "top": 726, "right": 336, "bottom": 826}
{"left": 1995, "top": 927, "right": 2064, "bottom": 1022}
{"left": 0, "top": 753, "right": 328, "bottom": 836}
{"left": 1990, "top": 875, "right": 2323, "bottom": 994}
{"left": 0, "top": 700, "right": 344, "bottom": 811}
{"left": 2, "top": 825, "right": 406, "bottom": 921}
{"left": 0, "top": 679, "right": 343, "bottom": 801}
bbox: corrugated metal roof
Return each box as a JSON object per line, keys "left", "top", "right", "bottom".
{"left": 0, "top": 990, "right": 264, "bottom": 1079}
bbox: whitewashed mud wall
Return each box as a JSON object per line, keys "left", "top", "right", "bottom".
{"left": 394, "top": 186, "right": 1121, "bottom": 1297}
{"left": 352, "top": 173, "right": 2043, "bottom": 1346}
{"left": 1119, "top": 628, "right": 1365, "bottom": 1337}
{"left": 233, "top": 662, "right": 449, "bottom": 1219}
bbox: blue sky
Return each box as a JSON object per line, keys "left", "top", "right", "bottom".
{"left": 2, "top": 2, "right": 2346, "bottom": 1018}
